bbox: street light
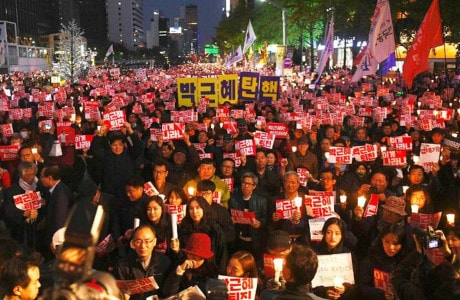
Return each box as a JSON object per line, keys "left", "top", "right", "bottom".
{"left": 260, "top": 0, "right": 287, "bottom": 46}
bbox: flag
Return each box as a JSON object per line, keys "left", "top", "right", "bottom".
{"left": 403, "top": 0, "right": 443, "bottom": 88}
{"left": 226, "top": 45, "right": 243, "bottom": 69}
{"left": 368, "top": 0, "right": 396, "bottom": 64}
{"left": 352, "top": 0, "right": 396, "bottom": 82}
{"left": 352, "top": 46, "right": 378, "bottom": 82}
{"left": 315, "top": 14, "right": 334, "bottom": 84}
{"left": 377, "top": 52, "right": 396, "bottom": 76}
{"left": 243, "top": 20, "right": 257, "bottom": 54}
{"left": 105, "top": 44, "right": 114, "bottom": 57}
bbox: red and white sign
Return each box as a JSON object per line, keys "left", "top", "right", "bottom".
{"left": 297, "top": 168, "right": 309, "bottom": 187}
{"left": 275, "top": 199, "right": 296, "bottom": 219}
{"left": 373, "top": 269, "right": 395, "bottom": 296}
{"left": 304, "top": 195, "right": 334, "bottom": 218}
{"left": 13, "top": 192, "right": 43, "bottom": 210}
{"left": 165, "top": 204, "right": 187, "bottom": 224}
{"left": 143, "top": 181, "right": 159, "bottom": 196}
{"left": 162, "top": 123, "right": 185, "bottom": 140}
{"left": 419, "top": 143, "right": 441, "bottom": 173}
{"left": 116, "top": 277, "right": 159, "bottom": 295}
{"left": 231, "top": 209, "right": 256, "bottom": 225}
{"left": 0, "top": 124, "right": 14, "bottom": 137}
{"left": 382, "top": 150, "right": 406, "bottom": 167}
{"left": 222, "top": 177, "right": 234, "bottom": 193}
{"left": 0, "top": 144, "right": 20, "bottom": 161}
{"left": 266, "top": 122, "right": 289, "bottom": 138}
{"left": 95, "top": 234, "right": 117, "bottom": 256}
{"left": 103, "top": 110, "right": 126, "bottom": 131}
{"left": 254, "top": 131, "right": 276, "bottom": 149}
{"left": 218, "top": 275, "right": 257, "bottom": 300}
{"left": 363, "top": 194, "right": 380, "bottom": 218}
{"left": 352, "top": 144, "right": 378, "bottom": 162}
{"left": 408, "top": 212, "right": 442, "bottom": 230}
{"left": 235, "top": 139, "right": 256, "bottom": 156}
{"left": 74, "top": 135, "right": 93, "bottom": 150}
{"left": 328, "top": 147, "right": 353, "bottom": 164}
{"left": 389, "top": 136, "right": 413, "bottom": 151}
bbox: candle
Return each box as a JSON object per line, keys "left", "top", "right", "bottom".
{"left": 70, "top": 113, "right": 76, "bottom": 122}
{"left": 333, "top": 277, "right": 344, "bottom": 289}
{"left": 380, "top": 146, "right": 387, "bottom": 152}
{"left": 210, "top": 123, "right": 215, "bottom": 130}
{"left": 324, "top": 151, "right": 330, "bottom": 161}
{"left": 340, "top": 195, "right": 347, "bottom": 203}
{"left": 294, "top": 197, "right": 302, "bottom": 211}
{"left": 292, "top": 146, "right": 297, "bottom": 153}
{"left": 219, "top": 122, "right": 223, "bottom": 128}
{"left": 187, "top": 187, "right": 195, "bottom": 196}
{"left": 446, "top": 213, "right": 456, "bottom": 226}
{"left": 97, "top": 125, "right": 101, "bottom": 132}
{"left": 453, "top": 133, "right": 458, "bottom": 138}
{"left": 412, "top": 155, "right": 420, "bottom": 164}
{"left": 134, "top": 218, "right": 140, "bottom": 229}
{"left": 31, "top": 147, "right": 37, "bottom": 154}
{"left": 402, "top": 186, "right": 409, "bottom": 194}
{"left": 273, "top": 258, "right": 284, "bottom": 282}
{"left": 357, "top": 196, "right": 366, "bottom": 207}
{"left": 171, "top": 213, "right": 178, "bottom": 239}
{"left": 411, "top": 205, "right": 419, "bottom": 214}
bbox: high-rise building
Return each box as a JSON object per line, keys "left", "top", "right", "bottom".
{"left": 106, "top": 0, "right": 144, "bottom": 50}
{"left": 78, "top": 0, "right": 107, "bottom": 48}
{"left": 58, "top": 0, "right": 79, "bottom": 26}
{"left": 184, "top": 4, "right": 198, "bottom": 54}
{"left": 146, "top": 10, "right": 160, "bottom": 48}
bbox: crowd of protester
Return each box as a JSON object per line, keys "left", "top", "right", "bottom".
{"left": 0, "top": 63, "right": 460, "bottom": 299}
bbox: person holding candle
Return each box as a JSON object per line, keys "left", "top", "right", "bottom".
{"left": 172, "top": 196, "right": 228, "bottom": 273}
{"left": 260, "top": 244, "right": 326, "bottom": 300}
{"left": 286, "top": 136, "right": 319, "bottom": 182}
{"left": 404, "top": 185, "right": 436, "bottom": 214}
{"left": 312, "top": 218, "right": 357, "bottom": 300}
{"left": 113, "top": 224, "right": 172, "bottom": 300}
{"left": 268, "top": 171, "right": 311, "bottom": 245}
{"left": 358, "top": 223, "right": 409, "bottom": 299}
{"left": 163, "top": 232, "right": 219, "bottom": 297}
{"left": 142, "top": 195, "right": 172, "bottom": 255}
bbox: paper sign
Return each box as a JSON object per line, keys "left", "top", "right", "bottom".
{"left": 95, "top": 234, "right": 117, "bottom": 255}
{"left": 266, "top": 122, "right": 289, "bottom": 138}
{"left": 13, "top": 192, "right": 43, "bottom": 210}
{"left": 363, "top": 194, "right": 380, "bottom": 218}
{"left": 254, "top": 131, "right": 276, "bottom": 149}
{"left": 373, "top": 269, "right": 395, "bottom": 296}
{"left": 352, "top": 144, "right": 378, "bottom": 162}
{"left": 311, "top": 253, "right": 355, "bottom": 287}
{"left": 235, "top": 139, "right": 256, "bottom": 156}
{"left": 408, "top": 212, "right": 442, "bottom": 230}
{"left": 263, "top": 253, "right": 276, "bottom": 278}
{"left": 304, "top": 195, "right": 334, "bottom": 218}
{"left": 309, "top": 217, "right": 333, "bottom": 242}
{"left": 165, "top": 204, "right": 187, "bottom": 224}
{"left": 218, "top": 275, "right": 257, "bottom": 300}
{"left": 116, "top": 277, "right": 159, "bottom": 295}
{"left": 103, "top": 110, "right": 126, "bottom": 131}
{"left": 0, "top": 144, "right": 20, "bottom": 161}
{"left": 74, "top": 135, "right": 94, "bottom": 150}
{"left": 162, "top": 123, "right": 185, "bottom": 140}
{"left": 419, "top": 143, "right": 441, "bottom": 173}
{"left": 382, "top": 150, "right": 407, "bottom": 167}
{"left": 231, "top": 209, "right": 256, "bottom": 224}
{"left": 275, "top": 199, "right": 296, "bottom": 219}
{"left": 143, "top": 181, "right": 160, "bottom": 196}
{"left": 328, "top": 147, "right": 353, "bottom": 164}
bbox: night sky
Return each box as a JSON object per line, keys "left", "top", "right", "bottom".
{"left": 143, "top": 0, "right": 226, "bottom": 47}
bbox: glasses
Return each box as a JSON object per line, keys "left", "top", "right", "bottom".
{"left": 133, "top": 239, "right": 155, "bottom": 246}
{"left": 242, "top": 181, "right": 255, "bottom": 186}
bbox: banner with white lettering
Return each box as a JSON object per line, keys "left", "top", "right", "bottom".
{"left": 218, "top": 275, "right": 257, "bottom": 300}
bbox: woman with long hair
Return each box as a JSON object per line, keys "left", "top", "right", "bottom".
{"left": 142, "top": 196, "right": 171, "bottom": 254}
{"left": 227, "top": 251, "right": 262, "bottom": 299}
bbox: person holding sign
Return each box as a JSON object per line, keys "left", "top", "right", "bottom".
{"left": 163, "top": 232, "right": 219, "bottom": 297}
{"left": 260, "top": 244, "right": 325, "bottom": 300}
{"left": 312, "top": 218, "right": 357, "bottom": 300}
{"left": 229, "top": 172, "right": 267, "bottom": 263}
{"left": 113, "top": 224, "right": 172, "bottom": 300}
{"left": 3, "top": 161, "right": 41, "bottom": 249}
{"left": 269, "top": 171, "right": 310, "bottom": 245}
{"left": 226, "top": 250, "right": 262, "bottom": 299}
{"left": 358, "top": 223, "right": 408, "bottom": 299}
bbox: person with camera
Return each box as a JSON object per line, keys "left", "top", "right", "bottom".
{"left": 113, "top": 224, "right": 172, "bottom": 300}
{"left": 391, "top": 226, "right": 460, "bottom": 299}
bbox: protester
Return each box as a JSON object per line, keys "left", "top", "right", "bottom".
{"left": 0, "top": 256, "right": 41, "bottom": 300}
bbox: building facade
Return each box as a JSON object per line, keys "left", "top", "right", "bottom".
{"left": 106, "top": 0, "right": 144, "bottom": 50}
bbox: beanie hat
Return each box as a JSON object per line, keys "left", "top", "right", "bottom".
{"left": 183, "top": 233, "right": 214, "bottom": 259}
{"left": 267, "top": 230, "right": 291, "bottom": 250}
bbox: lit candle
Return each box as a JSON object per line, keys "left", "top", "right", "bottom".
{"left": 453, "top": 133, "right": 458, "bottom": 138}
{"left": 170, "top": 213, "right": 178, "bottom": 239}
{"left": 357, "top": 196, "right": 366, "bottom": 207}
{"left": 97, "top": 125, "right": 101, "bottom": 132}
{"left": 412, "top": 156, "right": 420, "bottom": 164}
{"left": 210, "top": 123, "right": 215, "bottom": 130}
{"left": 219, "top": 122, "right": 223, "bottom": 128}
{"left": 294, "top": 197, "right": 302, "bottom": 211}
{"left": 31, "top": 147, "right": 37, "bottom": 154}
{"left": 402, "top": 186, "right": 409, "bottom": 194}
{"left": 79, "top": 106, "right": 83, "bottom": 113}
{"left": 411, "top": 205, "right": 419, "bottom": 214}
{"left": 333, "top": 277, "right": 344, "bottom": 289}
{"left": 187, "top": 187, "right": 195, "bottom": 196}
{"left": 340, "top": 195, "right": 347, "bottom": 203}
{"left": 324, "top": 151, "right": 330, "bottom": 161}
{"left": 70, "top": 113, "right": 76, "bottom": 122}
{"left": 446, "top": 213, "right": 456, "bottom": 226}
{"left": 134, "top": 218, "right": 140, "bottom": 228}
{"left": 380, "top": 146, "right": 387, "bottom": 152}
{"left": 292, "top": 146, "right": 297, "bottom": 152}
{"left": 273, "top": 258, "right": 284, "bottom": 282}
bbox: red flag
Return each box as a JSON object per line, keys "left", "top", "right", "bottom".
{"left": 403, "top": 0, "right": 443, "bottom": 88}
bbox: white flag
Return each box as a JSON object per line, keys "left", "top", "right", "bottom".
{"left": 368, "top": 0, "right": 395, "bottom": 64}
{"left": 351, "top": 46, "right": 378, "bottom": 82}
{"left": 105, "top": 44, "right": 114, "bottom": 57}
{"left": 243, "top": 20, "right": 257, "bottom": 54}
{"left": 226, "top": 45, "right": 243, "bottom": 69}
{"left": 352, "top": 0, "right": 395, "bottom": 82}
{"left": 315, "top": 14, "right": 334, "bottom": 83}
{"left": 0, "top": 40, "right": 4, "bottom": 66}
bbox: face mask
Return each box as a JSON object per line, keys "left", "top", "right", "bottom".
{"left": 20, "top": 131, "right": 28, "bottom": 139}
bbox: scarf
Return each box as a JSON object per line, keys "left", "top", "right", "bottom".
{"left": 19, "top": 177, "right": 38, "bottom": 192}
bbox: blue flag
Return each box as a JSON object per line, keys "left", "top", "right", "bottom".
{"left": 377, "top": 52, "right": 396, "bottom": 77}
